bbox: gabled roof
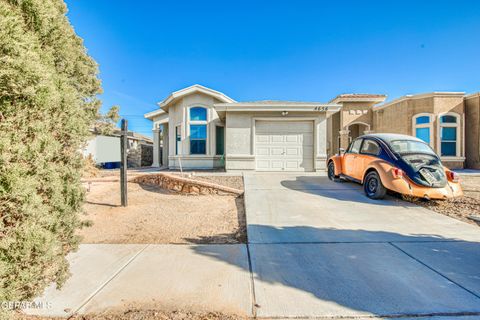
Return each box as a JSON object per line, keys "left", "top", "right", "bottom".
{"left": 145, "top": 84, "right": 235, "bottom": 119}
{"left": 329, "top": 93, "right": 387, "bottom": 104}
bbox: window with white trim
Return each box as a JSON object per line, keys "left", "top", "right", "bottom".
{"left": 189, "top": 107, "right": 207, "bottom": 155}
{"left": 439, "top": 113, "right": 459, "bottom": 157}
{"left": 175, "top": 125, "right": 181, "bottom": 155}
{"left": 413, "top": 114, "right": 432, "bottom": 145}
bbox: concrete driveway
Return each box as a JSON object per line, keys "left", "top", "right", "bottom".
{"left": 244, "top": 173, "right": 480, "bottom": 318}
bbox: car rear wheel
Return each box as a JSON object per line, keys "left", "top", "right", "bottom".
{"left": 328, "top": 161, "right": 340, "bottom": 182}
{"left": 364, "top": 171, "right": 387, "bottom": 199}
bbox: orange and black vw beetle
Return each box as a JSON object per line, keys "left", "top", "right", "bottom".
{"left": 327, "top": 134, "right": 463, "bottom": 200}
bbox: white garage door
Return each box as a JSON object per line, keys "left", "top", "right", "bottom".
{"left": 255, "top": 121, "right": 314, "bottom": 171}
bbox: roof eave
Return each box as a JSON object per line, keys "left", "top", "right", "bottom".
{"left": 214, "top": 103, "right": 341, "bottom": 112}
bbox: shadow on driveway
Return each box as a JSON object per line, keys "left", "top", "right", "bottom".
{"left": 190, "top": 225, "right": 480, "bottom": 318}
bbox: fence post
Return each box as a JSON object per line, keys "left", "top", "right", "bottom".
{"left": 120, "top": 119, "right": 128, "bottom": 207}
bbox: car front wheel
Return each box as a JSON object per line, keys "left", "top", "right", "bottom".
{"left": 328, "top": 161, "right": 340, "bottom": 182}
{"left": 364, "top": 171, "right": 387, "bottom": 199}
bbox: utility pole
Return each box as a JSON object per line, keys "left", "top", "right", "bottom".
{"left": 120, "top": 119, "right": 128, "bottom": 206}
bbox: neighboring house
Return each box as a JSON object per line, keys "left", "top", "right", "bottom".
{"left": 465, "top": 93, "right": 480, "bottom": 169}
{"left": 145, "top": 85, "right": 480, "bottom": 171}
{"left": 83, "top": 129, "right": 154, "bottom": 168}
{"left": 329, "top": 92, "right": 480, "bottom": 169}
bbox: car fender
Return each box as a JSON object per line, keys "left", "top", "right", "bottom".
{"left": 361, "top": 159, "right": 414, "bottom": 193}
{"left": 328, "top": 155, "right": 343, "bottom": 176}
{"left": 362, "top": 159, "right": 395, "bottom": 184}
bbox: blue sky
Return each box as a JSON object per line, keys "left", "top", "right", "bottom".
{"left": 65, "top": 0, "right": 480, "bottom": 137}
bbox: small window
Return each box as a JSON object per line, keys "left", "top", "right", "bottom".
{"left": 415, "top": 116, "right": 430, "bottom": 125}
{"left": 215, "top": 126, "right": 225, "bottom": 155}
{"left": 440, "top": 115, "right": 457, "bottom": 123}
{"left": 190, "top": 107, "right": 207, "bottom": 121}
{"left": 413, "top": 114, "right": 432, "bottom": 144}
{"left": 190, "top": 124, "right": 207, "bottom": 154}
{"left": 360, "top": 140, "right": 380, "bottom": 156}
{"left": 348, "top": 139, "right": 363, "bottom": 154}
{"left": 439, "top": 113, "right": 459, "bottom": 157}
{"left": 416, "top": 128, "right": 430, "bottom": 144}
{"left": 175, "top": 125, "right": 181, "bottom": 155}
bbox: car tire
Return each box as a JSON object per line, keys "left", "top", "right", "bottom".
{"left": 364, "top": 171, "right": 387, "bottom": 199}
{"left": 328, "top": 161, "right": 341, "bottom": 182}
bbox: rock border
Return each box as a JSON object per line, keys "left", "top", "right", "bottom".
{"left": 131, "top": 173, "right": 243, "bottom": 196}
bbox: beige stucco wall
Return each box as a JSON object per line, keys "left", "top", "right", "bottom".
{"left": 465, "top": 94, "right": 480, "bottom": 169}
{"left": 151, "top": 92, "right": 225, "bottom": 170}
{"left": 373, "top": 94, "right": 465, "bottom": 169}
{"left": 225, "top": 111, "right": 328, "bottom": 172}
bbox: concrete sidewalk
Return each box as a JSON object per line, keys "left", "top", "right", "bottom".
{"left": 25, "top": 244, "right": 252, "bottom": 318}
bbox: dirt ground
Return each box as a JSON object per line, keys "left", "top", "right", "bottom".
{"left": 78, "top": 177, "right": 246, "bottom": 244}
{"left": 407, "top": 174, "right": 480, "bottom": 226}
{"left": 17, "top": 310, "right": 246, "bottom": 320}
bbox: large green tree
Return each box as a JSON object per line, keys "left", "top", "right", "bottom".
{"left": 0, "top": 0, "right": 102, "bottom": 308}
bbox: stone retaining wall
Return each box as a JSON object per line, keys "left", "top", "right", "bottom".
{"left": 132, "top": 173, "right": 243, "bottom": 196}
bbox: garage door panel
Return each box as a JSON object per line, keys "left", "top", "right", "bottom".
{"left": 271, "top": 160, "right": 284, "bottom": 169}
{"left": 256, "top": 160, "right": 270, "bottom": 169}
{"left": 256, "top": 147, "right": 269, "bottom": 156}
{"left": 285, "top": 135, "right": 299, "bottom": 143}
{"left": 270, "top": 147, "right": 284, "bottom": 156}
{"left": 256, "top": 135, "right": 269, "bottom": 143}
{"left": 285, "top": 147, "right": 300, "bottom": 156}
{"left": 271, "top": 135, "right": 284, "bottom": 143}
{"left": 255, "top": 121, "right": 314, "bottom": 172}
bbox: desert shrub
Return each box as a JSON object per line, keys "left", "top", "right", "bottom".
{"left": 0, "top": 0, "right": 101, "bottom": 312}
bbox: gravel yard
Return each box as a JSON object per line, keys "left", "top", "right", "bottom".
{"left": 407, "top": 174, "right": 480, "bottom": 226}
{"left": 78, "top": 175, "right": 246, "bottom": 244}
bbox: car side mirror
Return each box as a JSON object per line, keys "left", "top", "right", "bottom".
{"left": 339, "top": 148, "right": 345, "bottom": 155}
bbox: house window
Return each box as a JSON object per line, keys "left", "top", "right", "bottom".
{"left": 439, "top": 113, "right": 459, "bottom": 157}
{"left": 190, "top": 125, "right": 207, "bottom": 154}
{"left": 190, "top": 107, "right": 207, "bottom": 121}
{"left": 189, "top": 107, "right": 208, "bottom": 155}
{"left": 216, "top": 126, "right": 225, "bottom": 155}
{"left": 175, "top": 125, "right": 181, "bottom": 155}
{"left": 413, "top": 114, "right": 432, "bottom": 144}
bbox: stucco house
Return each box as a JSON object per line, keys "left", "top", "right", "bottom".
{"left": 329, "top": 91, "right": 480, "bottom": 169}
{"left": 146, "top": 85, "right": 480, "bottom": 171}
{"left": 145, "top": 85, "right": 341, "bottom": 172}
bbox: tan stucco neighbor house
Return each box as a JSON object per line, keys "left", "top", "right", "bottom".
{"left": 145, "top": 85, "right": 480, "bottom": 171}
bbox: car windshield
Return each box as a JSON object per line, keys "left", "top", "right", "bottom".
{"left": 389, "top": 140, "right": 435, "bottom": 155}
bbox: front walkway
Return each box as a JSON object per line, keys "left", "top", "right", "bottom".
{"left": 26, "top": 173, "right": 480, "bottom": 319}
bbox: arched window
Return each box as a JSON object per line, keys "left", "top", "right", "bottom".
{"left": 412, "top": 113, "right": 433, "bottom": 145}
{"left": 189, "top": 107, "right": 207, "bottom": 154}
{"left": 190, "top": 107, "right": 207, "bottom": 121}
{"left": 438, "top": 113, "right": 460, "bottom": 157}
